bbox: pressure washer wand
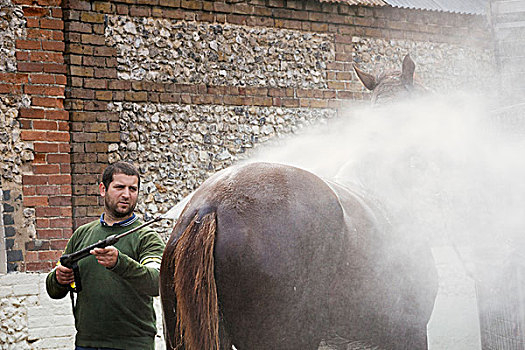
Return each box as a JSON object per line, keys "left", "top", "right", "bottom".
{"left": 59, "top": 205, "right": 182, "bottom": 293}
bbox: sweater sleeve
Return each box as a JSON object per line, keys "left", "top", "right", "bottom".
{"left": 109, "top": 229, "right": 166, "bottom": 296}
{"left": 46, "top": 268, "right": 69, "bottom": 299}
{"left": 46, "top": 233, "right": 76, "bottom": 299}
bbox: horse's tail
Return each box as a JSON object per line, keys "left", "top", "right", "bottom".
{"left": 172, "top": 211, "right": 219, "bottom": 350}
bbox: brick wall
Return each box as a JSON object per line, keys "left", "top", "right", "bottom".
{"left": 14, "top": 0, "right": 71, "bottom": 272}
{"left": 0, "top": 0, "right": 494, "bottom": 273}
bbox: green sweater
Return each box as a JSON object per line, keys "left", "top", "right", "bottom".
{"left": 46, "top": 219, "right": 166, "bottom": 350}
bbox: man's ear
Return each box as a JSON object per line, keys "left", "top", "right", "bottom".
{"left": 99, "top": 182, "right": 106, "bottom": 197}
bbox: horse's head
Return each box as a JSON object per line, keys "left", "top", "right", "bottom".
{"left": 354, "top": 54, "right": 427, "bottom": 104}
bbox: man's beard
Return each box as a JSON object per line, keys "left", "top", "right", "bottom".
{"left": 105, "top": 197, "right": 136, "bottom": 218}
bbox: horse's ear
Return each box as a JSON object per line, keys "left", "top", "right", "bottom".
{"left": 353, "top": 63, "right": 378, "bottom": 91}
{"left": 401, "top": 54, "right": 415, "bottom": 86}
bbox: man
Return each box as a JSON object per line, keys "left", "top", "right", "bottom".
{"left": 46, "top": 161, "right": 166, "bottom": 350}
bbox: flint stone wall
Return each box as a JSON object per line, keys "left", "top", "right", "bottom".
{"left": 104, "top": 16, "right": 494, "bottom": 234}
{"left": 0, "top": 0, "right": 35, "bottom": 273}
{"left": 106, "top": 17, "right": 335, "bottom": 89}
{"left": 0, "top": 0, "right": 25, "bottom": 72}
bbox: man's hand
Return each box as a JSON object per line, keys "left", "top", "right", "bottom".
{"left": 55, "top": 264, "right": 75, "bottom": 285}
{"left": 91, "top": 246, "right": 119, "bottom": 268}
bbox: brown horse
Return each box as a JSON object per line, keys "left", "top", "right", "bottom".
{"left": 354, "top": 54, "right": 428, "bottom": 104}
{"left": 160, "top": 162, "right": 438, "bottom": 350}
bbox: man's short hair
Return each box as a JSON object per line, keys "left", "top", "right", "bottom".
{"left": 102, "top": 161, "right": 141, "bottom": 190}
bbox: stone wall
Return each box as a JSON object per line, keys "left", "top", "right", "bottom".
{"left": 0, "top": 0, "right": 35, "bottom": 273}
{"left": 0, "top": 0, "right": 496, "bottom": 272}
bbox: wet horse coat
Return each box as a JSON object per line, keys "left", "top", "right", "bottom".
{"left": 160, "top": 162, "right": 438, "bottom": 350}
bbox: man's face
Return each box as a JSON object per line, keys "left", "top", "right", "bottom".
{"left": 99, "top": 173, "right": 139, "bottom": 219}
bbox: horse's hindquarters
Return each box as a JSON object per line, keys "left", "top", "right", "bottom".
{"left": 209, "top": 165, "right": 350, "bottom": 349}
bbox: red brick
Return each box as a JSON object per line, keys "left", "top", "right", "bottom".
{"left": 47, "top": 153, "right": 70, "bottom": 164}
{"left": 23, "top": 186, "right": 37, "bottom": 196}
{"left": 30, "top": 73, "right": 54, "bottom": 84}
{"left": 42, "top": 40, "right": 65, "bottom": 52}
{"left": 24, "top": 261, "right": 54, "bottom": 273}
{"left": 60, "top": 184, "right": 72, "bottom": 195}
{"left": 58, "top": 143, "right": 70, "bottom": 153}
{"left": 33, "top": 120, "right": 58, "bottom": 130}
{"left": 17, "top": 62, "right": 44, "bottom": 72}
{"left": 32, "top": 97, "right": 64, "bottom": 108}
{"left": 21, "top": 130, "right": 47, "bottom": 141}
{"left": 36, "top": 0, "right": 62, "bottom": 5}
{"left": 50, "top": 239, "right": 69, "bottom": 251}
{"left": 36, "top": 185, "right": 60, "bottom": 196}
{"left": 23, "top": 6, "right": 49, "bottom": 17}
{"left": 40, "top": 18, "right": 64, "bottom": 30}
{"left": 57, "top": 121, "right": 68, "bottom": 131}
{"left": 60, "top": 164, "right": 71, "bottom": 176}
{"left": 25, "top": 251, "right": 39, "bottom": 262}
{"left": 34, "top": 142, "right": 58, "bottom": 153}
{"left": 36, "top": 225, "right": 58, "bottom": 237}
{"left": 36, "top": 217, "right": 49, "bottom": 229}
{"left": 24, "top": 174, "right": 49, "bottom": 185}
{"left": 24, "top": 85, "right": 65, "bottom": 96}
{"left": 43, "top": 63, "right": 67, "bottom": 74}
{"left": 51, "top": 7, "right": 63, "bottom": 18}
{"left": 0, "top": 83, "right": 22, "bottom": 94}
{"left": 16, "top": 51, "right": 30, "bottom": 61}
{"left": 23, "top": 196, "right": 49, "bottom": 207}
{"left": 36, "top": 208, "right": 71, "bottom": 219}
{"left": 49, "top": 174, "right": 71, "bottom": 185}
{"left": 46, "top": 131, "right": 70, "bottom": 142}
{"left": 39, "top": 250, "right": 62, "bottom": 261}
{"left": 25, "top": 17, "right": 40, "bottom": 27}
{"left": 27, "top": 28, "right": 54, "bottom": 40}
{"left": 33, "top": 153, "right": 46, "bottom": 163}
{"left": 30, "top": 51, "right": 64, "bottom": 63}
{"left": 55, "top": 74, "right": 67, "bottom": 85}
{"left": 50, "top": 217, "right": 72, "bottom": 228}
{"left": 15, "top": 39, "right": 41, "bottom": 50}
{"left": 49, "top": 195, "right": 72, "bottom": 206}
{"left": 52, "top": 31, "right": 64, "bottom": 41}
{"left": 34, "top": 164, "right": 60, "bottom": 174}
{"left": 45, "top": 109, "right": 69, "bottom": 120}
{"left": 19, "top": 119, "right": 32, "bottom": 129}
